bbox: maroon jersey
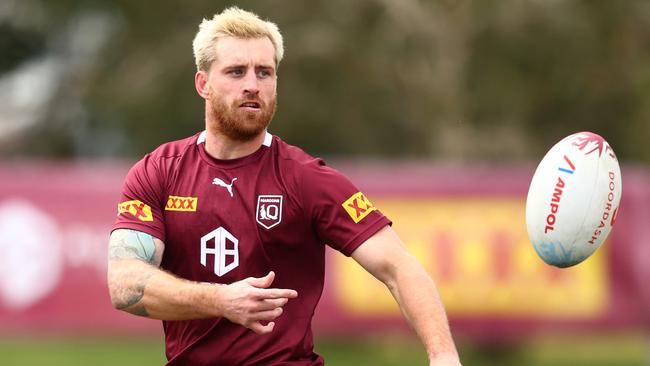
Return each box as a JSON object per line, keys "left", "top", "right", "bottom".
{"left": 113, "top": 131, "right": 391, "bottom": 365}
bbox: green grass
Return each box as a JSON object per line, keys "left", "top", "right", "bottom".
{"left": 0, "top": 337, "right": 166, "bottom": 366}
{"left": 0, "top": 332, "right": 647, "bottom": 365}
{"left": 318, "top": 333, "right": 649, "bottom": 366}
{"left": 316, "top": 336, "right": 429, "bottom": 365}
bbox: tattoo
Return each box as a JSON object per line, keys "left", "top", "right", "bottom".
{"left": 113, "top": 272, "right": 153, "bottom": 311}
{"left": 108, "top": 229, "right": 162, "bottom": 317}
{"left": 130, "top": 304, "right": 149, "bottom": 317}
{"left": 109, "top": 229, "right": 157, "bottom": 263}
{"left": 116, "top": 276, "right": 152, "bottom": 318}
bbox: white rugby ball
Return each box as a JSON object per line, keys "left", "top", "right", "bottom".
{"left": 526, "top": 131, "right": 622, "bottom": 268}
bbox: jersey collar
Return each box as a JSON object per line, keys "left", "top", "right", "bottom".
{"left": 196, "top": 131, "right": 273, "bottom": 147}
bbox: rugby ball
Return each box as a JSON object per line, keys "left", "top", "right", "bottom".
{"left": 525, "top": 132, "right": 622, "bottom": 268}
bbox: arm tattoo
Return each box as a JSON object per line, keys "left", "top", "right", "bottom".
{"left": 115, "top": 272, "right": 153, "bottom": 316}
{"left": 108, "top": 229, "right": 161, "bottom": 317}
{"left": 109, "top": 229, "right": 157, "bottom": 263}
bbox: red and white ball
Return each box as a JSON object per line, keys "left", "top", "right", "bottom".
{"left": 525, "top": 132, "right": 622, "bottom": 268}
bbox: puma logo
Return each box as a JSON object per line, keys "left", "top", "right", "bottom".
{"left": 212, "top": 177, "right": 238, "bottom": 197}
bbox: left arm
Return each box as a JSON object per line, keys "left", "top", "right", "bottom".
{"left": 351, "top": 225, "right": 461, "bottom": 366}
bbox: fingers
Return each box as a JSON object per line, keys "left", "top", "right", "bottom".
{"left": 222, "top": 273, "right": 298, "bottom": 335}
{"left": 253, "top": 287, "right": 298, "bottom": 300}
{"left": 244, "top": 272, "right": 298, "bottom": 299}
{"left": 252, "top": 297, "right": 289, "bottom": 311}
{"left": 247, "top": 308, "right": 283, "bottom": 334}
{"left": 246, "top": 271, "right": 275, "bottom": 288}
{"left": 249, "top": 321, "right": 275, "bottom": 335}
{"left": 252, "top": 307, "right": 283, "bottom": 322}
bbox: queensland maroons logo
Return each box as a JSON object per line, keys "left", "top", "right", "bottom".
{"left": 569, "top": 132, "right": 617, "bottom": 159}
{"left": 256, "top": 195, "right": 283, "bottom": 229}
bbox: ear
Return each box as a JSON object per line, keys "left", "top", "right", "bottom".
{"left": 195, "top": 70, "right": 210, "bottom": 99}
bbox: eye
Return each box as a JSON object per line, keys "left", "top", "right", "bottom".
{"left": 257, "top": 69, "right": 272, "bottom": 78}
{"left": 227, "top": 68, "right": 244, "bottom": 77}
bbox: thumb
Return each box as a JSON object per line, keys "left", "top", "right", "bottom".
{"left": 247, "top": 271, "right": 275, "bottom": 289}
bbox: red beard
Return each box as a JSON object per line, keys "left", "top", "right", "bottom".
{"left": 208, "top": 91, "right": 276, "bottom": 142}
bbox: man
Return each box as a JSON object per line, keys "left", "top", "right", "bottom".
{"left": 108, "top": 7, "right": 461, "bottom": 366}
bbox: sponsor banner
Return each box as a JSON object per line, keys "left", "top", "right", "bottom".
{"left": 342, "top": 192, "right": 377, "bottom": 223}
{"left": 165, "top": 195, "right": 198, "bottom": 212}
{"left": 0, "top": 162, "right": 647, "bottom": 338}
{"left": 118, "top": 200, "right": 153, "bottom": 221}
{"left": 0, "top": 163, "right": 157, "bottom": 334}
{"left": 333, "top": 198, "right": 609, "bottom": 318}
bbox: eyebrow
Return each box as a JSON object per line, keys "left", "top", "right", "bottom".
{"left": 223, "top": 64, "right": 246, "bottom": 70}
{"left": 222, "top": 63, "right": 275, "bottom": 70}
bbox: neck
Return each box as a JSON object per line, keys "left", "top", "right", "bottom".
{"left": 203, "top": 129, "right": 266, "bottom": 160}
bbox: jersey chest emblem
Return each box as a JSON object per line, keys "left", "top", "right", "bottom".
{"left": 256, "top": 195, "right": 283, "bottom": 229}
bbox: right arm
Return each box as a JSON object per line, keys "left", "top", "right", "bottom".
{"left": 107, "top": 229, "right": 297, "bottom": 334}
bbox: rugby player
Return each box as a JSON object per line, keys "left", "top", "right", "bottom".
{"left": 108, "top": 7, "right": 461, "bottom": 366}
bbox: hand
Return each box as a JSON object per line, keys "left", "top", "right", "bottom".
{"left": 217, "top": 271, "right": 298, "bottom": 334}
{"left": 429, "top": 353, "right": 462, "bottom": 366}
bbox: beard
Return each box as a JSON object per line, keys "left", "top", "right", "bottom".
{"left": 207, "top": 90, "right": 277, "bottom": 142}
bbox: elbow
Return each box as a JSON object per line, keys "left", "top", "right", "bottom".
{"left": 106, "top": 265, "right": 125, "bottom": 310}
{"left": 381, "top": 253, "right": 426, "bottom": 291}
{"left": 109, "top": 295, "right": 121, "bottom": 310}
{"left": 374, "top": 261, "right": 400, "bottom": 292}
{"left": 105, "top": 260, "right": 152, "bottom": 316}
{"left": 107, "top": 277, "right": 137, "bottom": 311}
{"left": 108, "top": 286, "right": 121, "bottom": 310}
{"left": 106, "top": 276, "right": 121, "bottom": 309}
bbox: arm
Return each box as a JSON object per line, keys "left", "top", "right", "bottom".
{"left": 351, "top": 225, "right": 461, "bottom": 366}
{"left": 107, "top": 229, "right": 298, "bottom": 334}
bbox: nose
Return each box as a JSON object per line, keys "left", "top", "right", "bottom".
{"left": 243, "top": 71, "right": 259, "bottom": 96}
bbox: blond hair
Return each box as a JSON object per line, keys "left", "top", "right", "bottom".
{"left": 192, "top": 7, "right": 284, "bottom": 71}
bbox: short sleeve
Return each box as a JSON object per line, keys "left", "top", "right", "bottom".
{"left": 112, "top": 154, "right": 167, "bottom": 241}
{"left": 298, "top": 159, "right": 391, "bottom": 256}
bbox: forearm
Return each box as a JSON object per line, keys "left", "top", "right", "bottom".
{"left": 352, "top": 226, "right": 460, "bottom": 363}
{"left": 108, "top": 229, "right": 224, "bottom": 320}
{"left": 107, "top": 229, "right": 296, "bottom": 333}
{"left": 386, "top": 254, "right": 459, "bottom": 362}
{"left": 108, "top": 258, "right": 220, "bottom": 320}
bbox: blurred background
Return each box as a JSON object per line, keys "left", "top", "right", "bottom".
{"left": 1, "top": 0, "right": 649, "bottom": 365}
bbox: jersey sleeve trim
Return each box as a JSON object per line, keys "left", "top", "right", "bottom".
{"left": 336, "top": 216, "right": 392, "bottom": 256}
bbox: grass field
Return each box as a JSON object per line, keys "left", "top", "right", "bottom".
{"left": 0, "top": 333, "right": 647, "bottom": 365}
